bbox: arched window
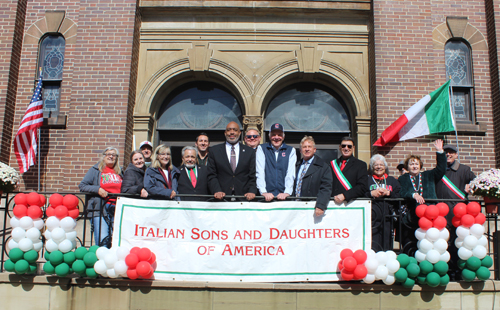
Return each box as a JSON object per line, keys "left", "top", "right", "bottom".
{"left": 38, "top": 35, "right": 65, "bottom": 118}
{"left": 445, "top": 40, "right": 474, "bottom": 123}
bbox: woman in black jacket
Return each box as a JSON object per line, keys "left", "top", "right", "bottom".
{"left": 121, "top": 150, "right": 148, "bottom": 197}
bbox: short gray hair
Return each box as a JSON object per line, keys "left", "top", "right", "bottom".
{"left": 368, "top": 154, "right": 389, "bottom": 175}
{"left": 182, "top": 146, "right": 198, "bottom": 157}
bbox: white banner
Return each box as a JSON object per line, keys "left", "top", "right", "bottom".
{"left": 113, "top": 198, "right": 371, "bottom": 282}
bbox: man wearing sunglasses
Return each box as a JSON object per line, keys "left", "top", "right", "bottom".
{"left": 331, "top": 137, "right": 368, "bottom": 204}
{"left": 244, "top": 128, "right": 261, "bottom": 150}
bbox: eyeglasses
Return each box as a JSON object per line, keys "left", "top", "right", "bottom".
{"left": 246, "top": 135, "right": 259, "bottom": 139}
{"left": 158, "top": 153, "right": 171, "bottom": 157}
{"left": 104, "top": 153, "right": 117, "bottom": 158}
{"left": 341, "top": 144, "right": 353, "bottom": 149}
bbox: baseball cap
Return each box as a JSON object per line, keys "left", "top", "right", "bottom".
{"left": 397, "top": 160, "right": 405, "bottom": 171}
{"left": 270, "top": 123, "right": 284, "bottom": 133}
{"left": 443, "top": 144, "right": 458, "bottom": 152}
{"left": 140, "top": 141, "right": 153, "bottom": 149}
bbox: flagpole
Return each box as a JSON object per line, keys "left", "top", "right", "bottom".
{"left": 38, "top": 67, "right": 42, "bottom": 191}
{"left": 448, "top": 76, "right": 460, "bottom": 159}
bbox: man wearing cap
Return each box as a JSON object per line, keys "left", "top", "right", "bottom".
{"left": 140, "top": 141, "right": 153, "bottom": 167}
{"left": 244, "top": 128, "right": 261, "bottom": 151}
{"left": 195, "top": 132, "right": 210, "bottom": 166}
{"left": 256, "top": 123, "right": 297, "bottom": 201}
{"left": 331, "top": 136, "right": 368, "bottom": 204}
{"left": 397, "top": 160, "right": 407, "bottom": 176}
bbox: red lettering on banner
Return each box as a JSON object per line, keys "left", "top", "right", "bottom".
{"left": 221, "top": 244, "right": 284, "bottom": 256}
{"left": 342, "top": 228, "right": 350, "bottom": 238}
{"left": 133, "top": 226, "right": 185, "bottom": 238}
{"left": 298, "top": 229, "right": 306, "bottom": 238}
{"left": 307, "top": 229, "right": 315, "bottom": 238}
{"left": 192, "top": 228, "right": 228, "bottom": 240}
{"left": 255, "top": 246, "right": 262, "bottom": 255}
{"left": 270, "top": 228, "right": 279, "bottom": 239}
{"left": 324, "top": 229, "right": 332, "bottom": 238}
{"left": 147, "top": 228, "right": 155, "bottom": 237}
{"left": 269, "top": 228, "right": 349, "bottom": 239}
{"left": 333, "top": 229, "right": 340, "bottom": 238}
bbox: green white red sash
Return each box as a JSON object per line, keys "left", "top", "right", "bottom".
{"left": 441, "top": 175, "right": 465, "bottom": 200}
{"left": 331, "top": 160, "right": 352, "bottom": 191}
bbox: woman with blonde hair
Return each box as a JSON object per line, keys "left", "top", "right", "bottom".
{"left": 144, "top": 144, "right": 180, "bottom": 199}
{"left": 121, "top": 150, "right": 148, "bottom": 197}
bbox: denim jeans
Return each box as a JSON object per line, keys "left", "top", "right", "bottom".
{"left": 91, "top": 202, "right": 115, "bottom": 248}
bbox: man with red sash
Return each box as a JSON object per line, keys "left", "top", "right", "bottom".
{"left": 331, "top": 137, "right": 368, "bottom": 204}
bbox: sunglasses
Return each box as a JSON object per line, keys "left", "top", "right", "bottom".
{"left": 341, "top": 144, "right": 353, "bottom": 149}
{"left": 246, "top": 135, "right": 259, "bottom": 139}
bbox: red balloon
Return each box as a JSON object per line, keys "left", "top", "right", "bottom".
{"left": 341, "top": 270, "right": 354, "bottom": 281}
{"left": 461, "top": 214, "right": 474, "bottom": 228}
{"left": 125, "top": 253, "right": 139, "bottom": 268}
{"left": 415, "top": 204, "right": 427, "bottom": 218}
{"left": 418, "top": 217, "right": 433, "bottom": 230}
{"left": 130, "top": 247, "right": 141, "bottom": 255}
{"left": 126, "top": 268, "right": 139, "bottom": 280}
{"left": 46, "top": 206, "right": 56, "bottom": 217}
{"left": 424, "top": 205, "right": 439, "bottom": 220}
{"left": 453, "top": 203, "right": 467, "bottom": 217}
{"left": 136, "top": 261, "right": 151, "bottom": 277}
{"left": 340, "top": 248, "right": 353, "bottom": 260}
{"left": 475, "top": 213, "right": 486, "bottom": 225}
{"left": 55, "top": 205, "right": 68, "bottom": 219}
{"left": 433, "top": 216, "right": 447, "bottom": 230}
{"left": 63, "top": 195, "right": 79, "bottom": 210}
{"left": 343, "top": 257, "right": 357, "bottom": 272}
{"left": 467, "top": 202, "right": 481, "bottom": 216}
{"left": 39, "top": 194, "right": 46, "bottom": 207}
{"left": 436, "top": 202, "right": 449, "bottom": 217}
{"left": 49, "top": 193, "right": 64, "bottom": 207}
{"left": 144, "top": 267, "right": 154, "bottom": 279}
{"left": 27, "top": 192, "right": 41, "bottom": 206}
{"left": 353, "top": 250, "right": 367, "bottom": 264}
{"left": 138, "top": 248, "right": 152, "bottom": 262}
{"left": 14, "top": 193, "right": 27, "bottom": 206}
{"left": 147, "top": 252, "right": 156, "bottom": 265}
{"left": 68, "top": 209, "right": 80, "bottom": 219}
{"left": 353, "top": 264, "right": 368, "bottom": 280}
{"left": 338, "top": 261, "right": 344, "bottom": 271}
{"left": 451, "top": 216, "right": 462, "bottom": 227}
{"left": 13, "top": 204, "right": 28, "bottom": 218}
{"left": 27, "top": 206, "right": 43, "bottom": 219}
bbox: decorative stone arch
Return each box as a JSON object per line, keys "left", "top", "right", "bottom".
{"left": 24, "top": 11, "right": 77, "bottom": 45}
{"left": 433, "top": 17, "right": 488, "bottom": 51}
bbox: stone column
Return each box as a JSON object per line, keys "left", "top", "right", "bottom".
{"left": 355, "top": 116, "right": 371, "bottom": 164}
{"left": 133, "top": 114, "right": 154, "bottom": 149}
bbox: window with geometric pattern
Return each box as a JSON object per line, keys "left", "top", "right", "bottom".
{"left": 38, "top": 35, "right": 65, "bottom": 118}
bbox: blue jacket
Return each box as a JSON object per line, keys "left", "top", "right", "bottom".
{"left": 258, "top": 142, "right": 295, "bottom": 195}
{"left": 144, "top": 166, "right": 180, "bottom": 200}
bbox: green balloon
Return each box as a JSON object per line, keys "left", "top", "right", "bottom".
{"left": 406, "top": 263, "right": 420, "bottom": 278}
{"left": 402, "top": 277, "right": 415, "bottom": 288}
{"left": 43, "top": 261, "right": 55, "bottom": 274}
{"left": 83, "top": 252, "right": 97, "bottom": 267}
{"left": 75, "top": 247, "right": 88, "bottom": 260}
{"left": 72, "top": 260, "right": 86, "bottom": 274}
{"left": 394, "top": 268, "right": 408, "bottom": 283}
{"left": 89, "top": 245, "right": 99, "bottom": 253}
{"left": 433, "top": 261, "right": 449, "bottom": 276}
{"left": 24, "top": 250, "right": 39, "bottom": 264}
{"left": 481, "top": 256, "right": 493, "bottom": 268}
{"left": 55, "top": 263, "right": 70, "bottom": 277}
{"left": 440, "top": 274, "right": 450, "bottom": 286}
{"left": 397, "top": 254, "right": 410, "bottom": 269}
{"left": 44, "top": 251, "right": 51, "bottom": 262}
{"left": 416, "top": 275, "right": 427, "bottom": 285}
{"left": 4, "top": 259, "right": 15, "bottom": 272}
{"left": 409, "top": 257, "right": 418, "bottom": 265}
{"left": 9, "top": 248, "right": 24, "bottom": 263}
{"left": 426, "top": 272, "right": 440, "bottom": 287}
{"left": 462, "top": 268, "right": 476, "bottom": 282}
{"left": 466, "top": 257, "right": 481, "bottom": 271}
{"left": 63, "top": 252, "right": 76, "bottom": 265}
{"left": 14, "top": 259, "right": 29, "bottom": 274}
{"left": 86, "top": 268, "right": 98, "bottom": 278}
{"left": 457, "top": 259, "right": 466, "bottom": 270}
{"left": 476, "top": 266, "right": 491, "bottom": 281}
{"left": 49, "top": 251, "right": 64, "bottom": 266}
{"left": 419, "top": 260, "right": 433, "bottom": 275}
{"left": 27, "top": 264, "right": 37, "bottom": 274}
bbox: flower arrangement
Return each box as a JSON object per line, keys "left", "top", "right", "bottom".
{"left": 469, "top": 168, "right": 500, "bottom": 199}
{"left": 0, "top": 162, "right": 20, "bottom": 193}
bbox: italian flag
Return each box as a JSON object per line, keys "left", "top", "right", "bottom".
{"left": 373, "top": 81, "right": 455, "bottom": 146}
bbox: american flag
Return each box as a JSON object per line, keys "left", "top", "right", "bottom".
{"left": 14, "top": 70, "right": 44, "bottom": 174}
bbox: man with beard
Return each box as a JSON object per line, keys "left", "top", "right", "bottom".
{"left": 244, "top": 128, "right": 261, "bottom": 151}
{"left": 256, "top": 123, "right": 296, "bottom": 201}
{"left": 195, "top": 132, "right": 210, "bottom": 166}
{"left": 207, "top": 121, "right": 257, "bottom": 201}
{"left": 177, "top": 146, "right": 209, "bottom": 201}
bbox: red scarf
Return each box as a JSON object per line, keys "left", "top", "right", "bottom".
{"left": 158, "top": 167, "right": 172, "bottom": 189}
{"left": 372, "top": 173, "right": 387, "bottom": 180}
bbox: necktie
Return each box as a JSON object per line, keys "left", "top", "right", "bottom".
{"left": 189, "top": 168, "right": 197, "bottom": 188}
{"left": 295, "top": 161, "right": 309, "bottom": 197}
{"left": 340, "top": 159, "right": 347, "bottom": 171}
{"left": 230, "top": 145, "right": 237, "bottom": 172}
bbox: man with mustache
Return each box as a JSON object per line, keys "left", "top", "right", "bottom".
{"left": 178, "top": 146, "right": 209, "bottom": 201}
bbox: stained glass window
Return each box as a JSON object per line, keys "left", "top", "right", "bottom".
{"left": 38, "top": 35, "right": 65, "bottom": 118}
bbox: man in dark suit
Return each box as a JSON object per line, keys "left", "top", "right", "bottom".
{"left": 293, "top": 136, "right": 333, "bottom": 216}
{"left": 178, "top": 146, "right": 209, "bottom": 201}
{"left": 331, "top": 136, "right": 368, "bottom": 204}
{"left": 207, "top": 121, "right": 257, "bottom": 201}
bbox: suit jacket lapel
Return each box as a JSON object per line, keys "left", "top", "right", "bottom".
{"left": 235, "top": 142, "right": 246, "bottom": 173}
{"left": 221, "top": 143, "right": 233, "bottom": 172}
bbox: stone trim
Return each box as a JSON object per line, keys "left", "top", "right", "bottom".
{"left": 24, "top": 12, "right": 77, "bottom": 45}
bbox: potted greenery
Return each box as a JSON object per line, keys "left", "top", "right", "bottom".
{"left": 0, "top": 162, "right": 20, "bottom": 196}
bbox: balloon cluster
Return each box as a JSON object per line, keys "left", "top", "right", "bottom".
{"left": 4, "top": 248, "right": 38, "bottom": 275}
{"left": 94, "top": 246, "right": 131, "bottom": 278}
{"left": 45, "top": 193, "right": 80, "bottom": 219}
{"left": 457, "top": 255, "right": 493, "bottom": 281}
{"left": 415, "top": 260, "right": 449, "bottom": 287}
{"left": 44, "top": 193, "right": 80, "bottom": 254}
{"left": 9, "top": 193, "right": 45, "bottom": 252}
{"left": 394, "top": 254, "right": 421, "bottom": 288}
{"left": 414, "top": 203, "right": 451, "bottom": 264}
{"left": 451, "top": 202, "right": 485, "bottom": 228}
{"left": 125, "top": 247, "right": 157, "bottom": 279}
{"left": 416, "top": 203, "right": 449, "bottom": 230}
{"left": 338, "top": 249, "right": 368, "bottom": 281}
{"left": 363, "top": 250, "right": 400, "bottom": 285}
{"left": 43, "top": 246, "right": 99, "bottom": 278}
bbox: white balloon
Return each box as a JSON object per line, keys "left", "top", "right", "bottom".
{"left": 19, "top": 216, "right": 34, "bottom": 230}
{"left": 51, "top": 228, "right": 66, "bottom": 243}
{"left": 472, "top": 245, "right": 487, "bottom": 259}
{"left": 26, "top": 227, "right": 41, "bottom": 241}
{"left": 8, "top": 239, "right": 19, "bottom": 250}
{"left": 415, "top": 228, "right": 426, "bottom": 241}
{"left": 385, "top": 251, "right": 397, "bottom": 261}
{"left": 383, "top": 274, "right": 396, "bottom": 285}
{"left": 93, "top": 260, "right": 108, "bottom": 275}
{"left": 363, "top": 273, "right": 376, "bottom": 284}
{"left": 433, "top": 239, "right": 448, "bottom": 254}
{"left": 11, "top": 227, "right": 26, "bottom": 242}
{"left": 426, "top": 228, "right": 440, "bottom": 242}
{"left": 107, "top": 268, "right": 118, "bottom": 278}
{"left": 386, "top": 259, "right": 400, "bottom": 274}
{"left": 463, "top": 235, "right": 478, "bottom": 250}
{"left": 10, "top": 216, "right": 20, "bottom": 228}
{"left": 60, "top": 217, "right": 77, "bottom": 232}
{"left": 116, "top": 247, "right": 129, "bottom": 260}
{"left": 33, "top": 241, "right": 43, "bottom": 252}
{"left": 44, "top": 230, "right": 52, "bottom": 240}
{"left": 58, "top": 239, "right": 74, "bottom": 253}
{"left": 458, "top": 246, "right": 473, "bottom": 260}
{"left": 375, "top": 252, "right": 388, "bottom": 265}
{"left": 414, "top": 250, "right": 426, "bottom": 262}
{"left": 45, "top": 239, "right": 59, "bottom": 253}
{"left": 104, "top": 253, "right": 118, "bottom": 269}
{"left": 96, "top": 247, "right": 110, "bottom": 260}
{"left": 45, "top": 216, "right": 60, "bottom": 231}
{"left": 365, "top": 258, "right": 379, "bottom": 274}
{"left": 33, "top": 219, "right": 44, "bottom": 230}
{"left": 456, "top": 226, "right": 470, "bottom": 239}
{"left": 440, "top": 251, "right": 451, "bottom": 262}
{"left": 375, "top": 265, "right": 389, "bottom": 280}
{"left": 478, "top": 236, "right": 488, "bottom": 247}
{"left": 366, "top": 249, "right": 377, "bottom": 259}
{"left": 419, "top": 239, "right": 433, "bottom": 254}
{"left": 455, "top": 238, "right": 464, "bottom": 248}
{"left": 426, "top": 250, "right": 440, "bottom": 264}
{"left": 470, "top": 224, "right": 485, "bottom": 238}
{"left": 114, "top": 260, "right": 128, "bottom": 275}
{"left": 18, "top": 238, "right": 33, "bottom": 251}
{"left": 439, "top": 228, "right": 450, "bottom": 241}
{"left": 70, "top": 240, "right": 77, "bottom": 249}
{"left": 65, "top": 231, "right": 77, "bottom": 241}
